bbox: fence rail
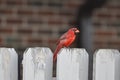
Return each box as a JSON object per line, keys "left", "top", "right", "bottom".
{"left": 0, "top": 47, "right": 120, "bottom": 80}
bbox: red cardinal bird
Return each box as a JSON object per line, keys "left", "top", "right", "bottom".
{"left": 53, "top": 28, "right": 80, "bottom": 62}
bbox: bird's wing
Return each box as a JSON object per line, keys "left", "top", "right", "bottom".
{"left": 56, "top": 32, "right": 68, "bottom": 45}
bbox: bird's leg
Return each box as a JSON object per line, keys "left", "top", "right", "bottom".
{"left": 65, "top": 46, "right": 70, "bottom": 49}
{"left": 64, "top": 46, "right": 71, "bottom": 50}
{"left": 63, "top": 46, "right": 67, "bottom": 49}
{"left": 67, "top": 47, "right": 71, "bottom": 51}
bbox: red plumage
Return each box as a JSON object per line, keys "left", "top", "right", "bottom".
{"left": 53, "top": 28, "right": 80, "bottom": 62}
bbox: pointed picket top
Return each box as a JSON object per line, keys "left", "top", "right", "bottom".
{"left": 57, "top": 48, "right": 89, "bottom": 80}
{"left": 22, "top": 47, "right": 53, "bottom": 80}
{"left": 0, "top": 48, "right": 18, "bottom": 80}
{"left": 93, "top": 49, "right": 120, "bottom": 80}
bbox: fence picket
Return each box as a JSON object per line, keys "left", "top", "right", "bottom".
{"left": 93, "top": 49, "right": 120, "bottom": 80}
{"left": 22, "top": 47, "right": 53, "bottom": 80}
{"left": 57, "top": 48, "right": 89, "bottom": 80}
{"left": 0, "top": 48, "right": 120, "bottom": 80}
{"left": 0, "top": 48, "right": 18, "bottom": 80}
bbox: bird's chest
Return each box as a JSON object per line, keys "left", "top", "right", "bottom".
{"left": 64, "top": 35, "right": 76, "bottom": 47}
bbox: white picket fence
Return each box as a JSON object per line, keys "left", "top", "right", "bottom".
{"left": 0, "top": 47, "right": 120, "bottom": 80}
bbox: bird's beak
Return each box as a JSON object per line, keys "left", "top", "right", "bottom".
{"left": 75, "top": 30, "right": 80, "bottom": 33}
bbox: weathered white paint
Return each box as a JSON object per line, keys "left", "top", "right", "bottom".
{"left": 53, "top": 77, "right": 56, "bottom": 80}
{"left": 57, "top": 48, "right": 89, "bottom": 80}
{"left": 0, "top": 48, "right": 18, "bottom": 80}
{"left": 22, "top": 47, "right": 53, "bottom": 80}
{"left": 93, "top": 49, "right": 120, "bottom": 80}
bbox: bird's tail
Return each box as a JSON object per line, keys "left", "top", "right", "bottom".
{"left": 53, "top": 44, "right": 63, "bottom": 62}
